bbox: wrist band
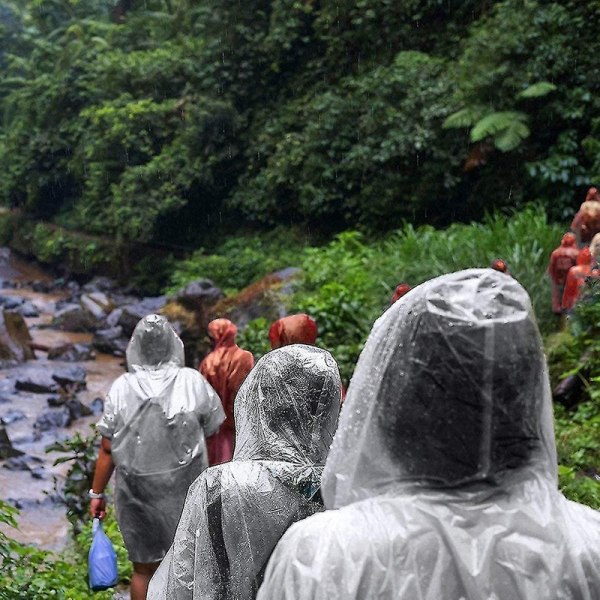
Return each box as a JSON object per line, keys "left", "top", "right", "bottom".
{"left": 88, "top": 489, "right": 106, "bottom": 499}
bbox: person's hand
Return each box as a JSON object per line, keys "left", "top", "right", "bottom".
{"left": 90, "top": 497, "right": 107, "bottom": 520}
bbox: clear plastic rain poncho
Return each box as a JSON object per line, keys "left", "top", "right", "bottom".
{"left": 148, "top": 344, "right": 342, "bottom": 600}
{"left": 258, "top": 269, "right": 600, "bottom": 600}
{"left": 96, "top": 314, "right": 225, "bottom": 563}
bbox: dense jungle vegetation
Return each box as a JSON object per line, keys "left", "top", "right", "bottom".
{"left": 0, "top": 1, "right": 599, "bottom": 597}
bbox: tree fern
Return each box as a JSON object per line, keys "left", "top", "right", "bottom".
{"left": 517, "top": 81, "right": 557, "bottom": 99}
{"left": 442, "top": 107, "right": 482, "bottom": 129}
{"left": 470, "top": 111, "right": 530, "bottom": 151}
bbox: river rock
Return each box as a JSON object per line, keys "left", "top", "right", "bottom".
{"left": 3, "top": 454, "right": 43, "bottom": 472}
{"left": 175, "top": 279, "right": 224, "bottom": 312}
{"left": 52, "top": 303, "right": 96, "bottom": 332}
{"left": 80, "top": 294, "right": 108, "bottom": 322}
{"left": 16, "top": 300, "right": 40, "bottom": 318}
{"left": 65, "top": 398, "right": 92, "bottom": 420}
{"left": 46, "top": 395, "right": 63, "bottom": 407}
{"left": 47, "top": 342, "right": 95, "bottom": 362}
{"left": 90, "top": 397, "right": 104, "bottom": 414}
{"left": 82, "top": 276, "right": 117, "bottom": 294}
{"left": 16, "top": 370, "right": 59, "bottom": 393}
{"left": 210, "top": 267, "right": 302, "bottom": 330}
{"left": 0, "top": 424, "right": 23, "bottom": 458}
{"left": 1, "top": 409, "right": 26, "bottom": 425}
{"left": 92, "top": 326, "right": 128, "bottom": 356}
{"left": 34, "top": 407, "right": 72, "bottom": 431}
{"left": 0, "top": 310, "right": 35, "bottom": 363}
{"left": 52, "top": 366, "right": 87, "bottom": 390}
{"left": 119, "top": 296, "right": 167, "bottom": 336}
{"left": 0, "top": 295, "right": 23, "bottom": 310}
{"left": 105, "top": 307, "right": 123, "bottom": 328}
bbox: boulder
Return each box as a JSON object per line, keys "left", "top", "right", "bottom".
{"left": 52, "top": 303, "right": 96, "bottom": 332}
{"left": 1, "top": 409, "right": 26, "bottom": 425}
{"left": 105, "top": 308, "right": 123, "bottom": 328}
{"left": 16, "top": 300, "right": 40, "bottom": 318}
{"left": 47, "top": 343, "right": 95, "bottom": 362}
{"left": 92, "top": 326, "right": 128, "bottom": 356}
{"left": 0, "top": 295, "right": 23, "bottom": 310}
{"left": 80, "top": 294, "right": 107, "bottom": 321}
{"left": 209, "top": 267, "right": 302, "bottom": 330}
{"left": 0, "top": 310, "right": 35, "bottom": 362}
{"left": 174, "top": 279, "right": 224, "bottom": 312}
{"left": 52, "top": 366, "right": 87, "bottom": 390}
{"left": 90, "top": 397, "right": 104, "bottom": 415}
{"left": 15, "top": 370, "right": 59, "bottom": 393}
{"left": 119, "top": 296, "right": 167, "bottom": 336}
{"left": 82, "top": 276, "right": 117, "bottom": 294}
{"left": 65, "top": 398, "right": 93, "bottom": 420}
{"left": 0, "top": 425, "right": 23, "bottom": 459}
{"left": 33, "top": 407, "right": 72, "bottom": 431}
{"left": 2, "top": 454, "right": 43, "bottom": 472}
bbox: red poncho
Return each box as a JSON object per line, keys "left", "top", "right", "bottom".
{"left": 199, "top": 319, "right": 254, "bottom": 465}
{"left": 268, "top": 314, "right": 318, "bottom": 349}
{"left": 548, "top": 233, "right": 580, "bottom": 313}
{"left": 562, "top": 247, "right": 594, "bottom": 311}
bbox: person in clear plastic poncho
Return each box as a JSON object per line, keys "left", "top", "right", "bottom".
{"left": 257, "top": 269, "right": 600, "bottom": 600}
{"left": 91, "top": 314, "right": 225, "bottom": 600}
{"left": 147, "top": 344, "right": 342, "bottom": 600}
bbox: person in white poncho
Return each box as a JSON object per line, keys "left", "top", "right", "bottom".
{"left": 257, "top": 269, "right": 600, "bottom": 600}
{"left": 91, "top": 314, "right": 225, "bottom": 600}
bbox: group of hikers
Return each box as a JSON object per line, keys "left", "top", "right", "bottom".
{"left": 88, "top": 266, "right": 600, "bottom": 600}
{"left": 548, "top": 186, "right": 600, "bottom": 313}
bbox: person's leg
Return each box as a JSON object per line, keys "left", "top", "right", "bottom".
{"left": 131, "top": 561, "right": 160, "bottom": 600}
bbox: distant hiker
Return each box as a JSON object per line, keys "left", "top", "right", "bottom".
{"left": 268, "top": 314, "right": 318, "bottom": 348}
{"left": 390, "top": 283, "right": 411, "bottom": 304}
{"left": 200, "top": 318, "right": 254, "bottom": 466}
{"left": 548, "top": 233, "right": 579, "bottom": 314}
{"left": 90, "top": 315, "right": 224, "bottom": 600}
{"left": 571, "top": 186, "right": 600, "bottom": 245}
{"left": 562, "top": 247, "right": 595, "bottom": 312}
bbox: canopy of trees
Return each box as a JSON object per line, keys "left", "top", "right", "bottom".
{"left": 0, "top": 0, "right": 598, "bottom": 245}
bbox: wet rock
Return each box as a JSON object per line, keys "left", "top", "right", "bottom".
{"left": 34, "top": 407, "right": 72, "bottom": 431}
{"left": 0, "top": 424, "right": 23, "bottom": 458}
{"left": 47, "top": 342, "right": 95, "bottom": 362}
{"left": 16, "top": 300, "right": 40, "bottom": 318}
{"left": 1, "top": 409, "right": 26, "bottom": 424}
{"left": 0, "top": 378, "right": 16, "bottom": 394}
{"left": 52, "top": 303, "right": 96, "bottom": 332}
{"left": 90, "top": 397, "right": 104, "bottom": 414}
{"left": 3, "top": 454, "right": 43, "bottom": 471}
{"left": 30, "top": 466, "right": 46, "bottom": 479}
{"left": 16, "top": 371, "right": 59, "bottom": 393}
{"left": 82, "top": 276, "right": 117, "bottom": 294}
{"left": 81, "top": 294, "right": 108, "bottom": 321}
{"left": 92, "top": 326, "right": 128, "bottom": 356}
{"left": 46, "top": 395, "right": 64, "bottom": 407}
{"left": 52, "top": 366, "right": 87, "bottom": 390}
{"left": 119, "top": 296, "right": 167, "bottom": 336}
{"left": 0, "top": 310, "right": 35, "bottom": 362}
{"left": 174, "top": 279, "right": 224, "bottom": 312}
{"left": 106, "top": 307, "right": 123, "bottom": 328}
{"left": 210, "top": 267, "right": 302, "bottom": 330}
{"left": 65, "top": 398, "right": 92, "bottom": 420}
{"left": 0, "top": 295, "right": 23, "bottom": 310}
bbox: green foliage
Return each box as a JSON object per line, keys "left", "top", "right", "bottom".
{"left": 0, "top": 499, "right": 120, "bottom": 599}
{"left": 470, "top": 111, "right": 530, "bottom": 152}
{"left": 236, "top": 317, "right": 272, "bottom": 362}
{"left": 166, "top": 229, "right": 308, "bottom": 295}
{"left": 46, "top": 428, "right": 99, "bottom": 534}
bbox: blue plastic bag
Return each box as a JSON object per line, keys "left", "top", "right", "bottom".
{"left": 88, "top": 518, "right": 118, "bottom": 591}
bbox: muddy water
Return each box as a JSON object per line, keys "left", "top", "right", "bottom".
{"left": 0, "top": 254, "right": 125, "bottom": 550}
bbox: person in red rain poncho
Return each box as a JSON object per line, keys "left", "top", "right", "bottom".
{"left": 548, "top": 233, "right": 580, "bottom": 314}
{"left": 490, "top": 258, "right": 510, "bottom": 275}
{"left": 562, "top": 247, "right": 594, "bottom": 312}
{"left": 200, "top": 319, "right": 254, "bottom": 465}
{"left": 268, "top": 314, "right": 318, "bottom": 349}
{"left": 571, "top": 187, "right": 600, "bottom": 246}
{"left": 390, "top": 283, "right": 411, "bottom": 304}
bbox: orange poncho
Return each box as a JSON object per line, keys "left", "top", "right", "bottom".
{"left": 562, "top": 247, "right": 594, "bottom": 311}
{"left": 268, "top": 314, "right": 318, "bottom": 349}
{"left": 199, "top": 319, "right": 254, "bottom": 465}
